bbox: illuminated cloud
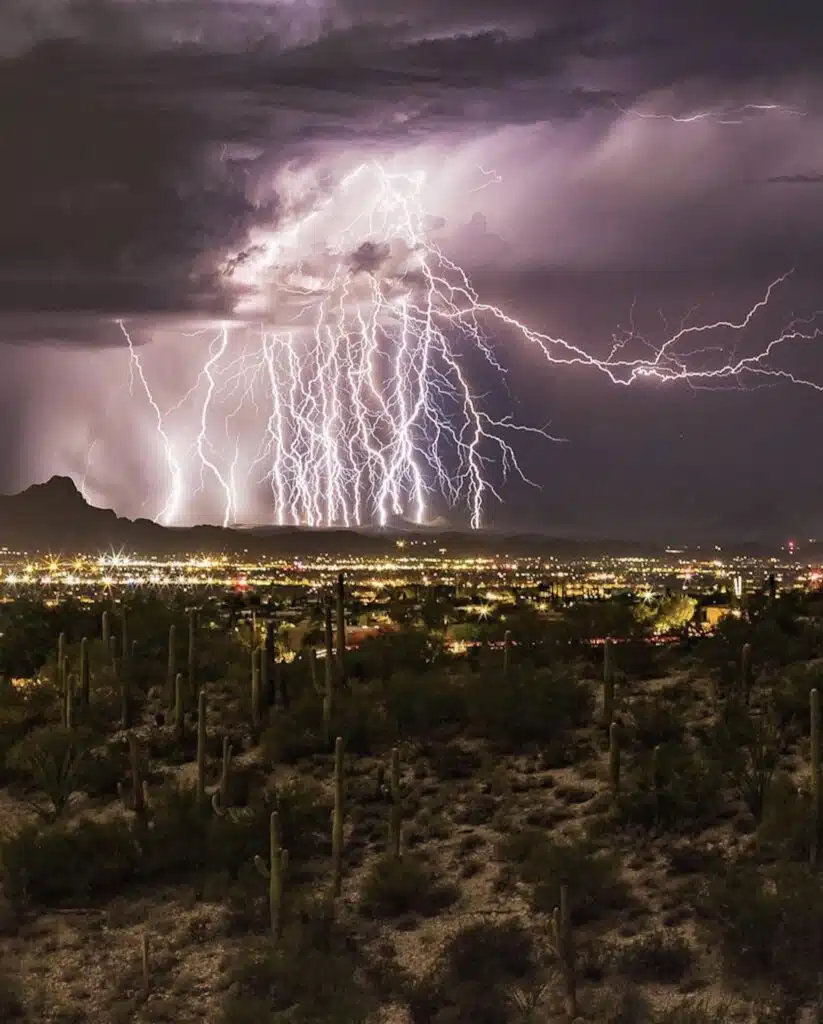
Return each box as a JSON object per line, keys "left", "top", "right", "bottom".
{"left": 2, "top": 1, "right": 823, "bottom": 537}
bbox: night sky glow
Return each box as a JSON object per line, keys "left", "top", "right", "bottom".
{"left": 3, "top": 1, "right": 823, "bottom": 540}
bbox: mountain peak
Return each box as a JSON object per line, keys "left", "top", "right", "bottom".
{"left": 27, "top": 475, "right": 86, "bottom": 501}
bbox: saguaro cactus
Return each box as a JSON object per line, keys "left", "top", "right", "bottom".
{"left": 173, "top": 672, "right": 184, "bottom": 742}
{"left": 552, "top": 885, "right": 578, "bottom": 1019}
{"left": 251, "top": 647, "right": 262, "bottom": 728}
{"left": 63, "top": 673, "right": 76, "bottom": 729}
{"left": 212, "top": 736, "right": 233, "bottom": 814}
{"left": 741, "top": 642, "right": 753, "bottom": 704}
{"left": 812, "top": 688, "right": 821, "bottom": 868}
{"left": 196, "top": 690, "right": 207, "bottom": 807}
{"left": 609, "top": 722, "right": 621, "bottom": 796}
{"left": 102, "top": 610, "right": 110, "bottom": 648}
{"left": 503, "top": 630, "right": 511, "bottom": 678}
{"left": 265, "top": 620, "right": 277, "bottom": 706}
{"left": 121, "top": 607, "right": 129, "bottom": 674}
{"left": 79, "top": 637, "right": 90, "bottom": 709}
{"left": 602, "top": 639, "right": 615, "bottom": 729}
{"left": 254, "top": 811, "right": 288, "bottom": 940}
{"left": 188, "top": 609, "right": 197, "bottom": 698}
{"left": 389, "top": 746, "right": 402, "bottom": 858}
{"left": 332, "top": 736, "right": 345, "bottom": 897}
{"left": 323, "top": 596, "right": 335, "bottom": 745}
{"left": 166, "top": 624, "right": 177, "bottom": 709}
{"left": 336, "top": 572, "right": 347, "bottom": 685}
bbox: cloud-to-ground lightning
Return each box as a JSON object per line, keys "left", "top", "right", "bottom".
{"left": 119, "top": 162, "right": 823, "bottom": 530}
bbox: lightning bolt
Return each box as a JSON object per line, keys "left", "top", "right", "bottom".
{"left": 614, "top": 100, "right": 805, "bottom": 126}
{"left": 118, "top": 163, "right": 823, "bottom": 530}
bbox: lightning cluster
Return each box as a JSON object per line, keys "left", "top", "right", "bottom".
{"left": 121, "top": 163, "right": 823, "bottom": 531}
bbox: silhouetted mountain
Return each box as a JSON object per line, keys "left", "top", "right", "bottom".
{"left": 0, "top": 476, "right": 783, "bottom": 559}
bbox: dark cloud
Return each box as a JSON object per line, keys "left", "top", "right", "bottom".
{"left": 3, "top": 1, "right": 823, "bottom": 538}
{"left": 768, "top": 173, "right": 823, "bottom": 184}
{"left": 1, "top": 1, "right": 821, "bottom": 330}
{"left": 349, "top": 242, "right": 391, "bottom": 275}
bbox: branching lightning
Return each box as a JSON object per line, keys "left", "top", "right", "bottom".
{"left": 120, "top": 162, "right": 823, "bottom": 530}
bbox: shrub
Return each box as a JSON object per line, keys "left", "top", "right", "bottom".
{"left": 219, "top": 904, "right": 376, "bottom": 1023}
{"left": 613, "top": 929, "right": 694, "bottom": 984}
{"left": 467, "top": 665, "right": 592, "bottom": 752}
{"left": 0, "top": 965, "right": 25, "bottom": 1020}
{"left": 409, "top": 920, "right": 535, "bottom": 1024}
{"left": 498, "top": 830, "right": 628, "bottom": 923}
{"left": 616, "top": 742, "right": 723, "bottom": 834}
{"left": 359, "top": 855, "right": 459, "bottom": 919}
{"left": 630, "top": 696, "right": 687, "bottom": 750}
{"left": 446, "top": 919, "right": 535, "bottom": 983}
{"left": 6, "top": 725, "right": 97, "bottom": 820}
{"left": 757, "top": 775, "right": 815, "bottom": 862}
{"left": 260, "top": 693, "right": 324, "bottom": 764}
{"left": 655, "top": 997, "right": 737, "bottom": 1023}
{"left": 701, "top": 861, "right": 823, "bottom": 999}
{"left": 0, "top": 817, "right": 139, "bottom": 911}
{"left": 384, "top": 671, "right": 467, "bottom": 739}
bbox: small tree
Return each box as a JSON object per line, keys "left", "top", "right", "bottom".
{"left": 6, "top": 725, "right": 95, "bottom": 821}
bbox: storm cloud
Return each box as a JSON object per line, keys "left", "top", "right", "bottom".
{"left": 1, "top": 0, "right": 821, "bottom": 332}
{"left": 3, "top": 0, "right": 823, "bottom": 538}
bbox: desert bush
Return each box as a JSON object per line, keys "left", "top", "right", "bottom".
{"left": 0, "top": 964, "right": 25, "bottom": 1021}
{"left": 359, "top": 855, "right": 459, "bottom": 919}
{"left": 772, "top": 662, "right": 823, "bottom": 734}
{"left": 409, "top": 920, "right": 535, "bottom": 1024}
{"left": 350, "top": 629, "right": 446, "bottom": 682}
{"left": 384, "top": 670, "right": 467, "bottom": 739}
{"left": 0, "top": 677, "right": 61, "bottom": 777}
{"left": 332, "top": 687, "right": 389, "bottom": 756}
{"left": 757, "top": 774, "right": 815, "bottom": 863}
{"left": 467, "top": 665, "right": 592, "bottom": 753}
{"left": 0, "top": 817, "right": 139, "bottom": 911}
{"left": 630, "top": 696, "right": 688, "bottom": 749}
{"left": 145, "top": 777, "right": 331, "bottom": 882}
{"left": 701, "top": 861, "right": 823, "bottom": 999}
{"left": 219, "top": 901, "right": 376, "bottom": 1023}
{"left": 260, "top": 692, "right": 325, "bottom": 764}
{"left": 616, "top": 742, "right": 724, "bottom": 834}
{"left": 498, "top": 830, "right": 628, "bottom": 923}
{"left": 612, "top": 929, "right": 695, "bottom": 984}
{"left": 6, "top": 724, "right": 97, "bottom": 820}
{"left": 427, "top": 741, "right": 482, "bottom": 781}
{"left": 655, "top": 997, "right": 737, "bottom": 1023}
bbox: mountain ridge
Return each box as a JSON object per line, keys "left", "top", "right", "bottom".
{"left": 0, "top": 476, "right": 793, "bottom": 559}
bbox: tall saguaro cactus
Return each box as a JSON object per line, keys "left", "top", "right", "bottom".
{"left": 332, "top": 736, "right": 345, "bottom": 897}
{"left": 188, "top": 609, "right": 197, "bottom": 698}
{"left": 265, "top": 620, "right": 277, "bottom": 707}
{"left": 196, "top": 690, "right": 207, "bottom": 806}
{"left": 323, "top": 596, "right": 334, "bottom": 746}
{"left": 812, "top": 688, "right": 821, "bottom": 868}
{"left": 166, "top": 624, "right": 177, "bottom": 710}
{"left": 741, "top": 642, "right": 753, "bottom": 704}
{"left": 251, "top": 647, "right": 262, "bottom": 728}
{"left": 101, "top": 610, "right": 110, "bottom": 648}
{"left": 552, "top": 885, "right": 578, "bottom": 1019}
{"left": 254, "top": 811, "right": 288, "bottom": 940}
{"left": 602, "top": 639, "right": 615, "bottom": 730}
{"left": 336, "top": 572, "right": 347, "bottom": 685}
{"left": 389, "top": 746, "right": 402, "bottom": 858}
{"left": 79, "top": 636, "right": 90, "bottom": 710}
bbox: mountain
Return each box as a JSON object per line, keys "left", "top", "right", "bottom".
{"left": 0, "top": 475, "right": 722, "bottom": 559}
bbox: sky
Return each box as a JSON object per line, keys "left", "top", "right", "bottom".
{"left": 2, "top": 0, "right": 823, "bottom": 542}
